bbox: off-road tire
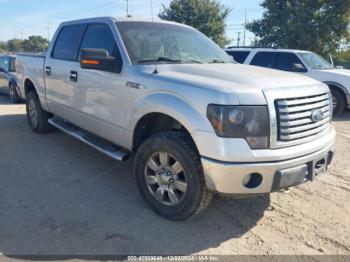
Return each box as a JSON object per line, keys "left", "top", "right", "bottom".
{"left": 26, "top": 91, "right": 53, "bottom": 133}
{"left": 134, "top": 131, "right": 213, "bottom": 220}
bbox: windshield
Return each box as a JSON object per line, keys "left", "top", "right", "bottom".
{"left": 298, "top": 52, "right": 333, "bottom": 70}
{"left": 116, "top": 21, "right": 234, "bottom": 64}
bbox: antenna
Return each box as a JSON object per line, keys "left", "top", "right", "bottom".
{"left": 126, "top": 0, "right": 129, "bottom": 17}
{"left": 151, "top": 0, "right": 154, "bottom": 21}
{"left": 243, "top": 9, "right": 247, "bottom": 46}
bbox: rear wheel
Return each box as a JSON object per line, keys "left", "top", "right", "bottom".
{"left": 330, "top": 88, "right": 346, "bottom": 116}
{"left": 134, "top": 131, "right": 213, "bottom": 220}
{"left": 9, "top": 83, "right": 21, "bottom": 103}
{"left": 26, "top": 91, "right": 53, "bottom": 133}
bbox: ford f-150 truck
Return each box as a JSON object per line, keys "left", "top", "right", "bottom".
{"left": 16, "top": 17, "right": 336, "bottom": 220}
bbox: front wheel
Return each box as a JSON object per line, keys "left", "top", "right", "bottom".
{"left": 134, "top": 131, "right": 213, "bottom": 220}
{"left": 330, "top": 88, "right": 346, "bottom": 116}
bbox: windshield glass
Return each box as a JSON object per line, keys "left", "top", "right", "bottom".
{"left": 116, "top": 21, "right": 234, "bottom": 64}
{"left": 298, "top": 52, "right": 333, "bottom": 70}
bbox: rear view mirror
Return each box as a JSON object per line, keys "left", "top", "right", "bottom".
{"left": 292, "top": 63, "right": 307, "bottom": 73}
{"left": 80, "top": 48, "right": 122, "bottom": 73}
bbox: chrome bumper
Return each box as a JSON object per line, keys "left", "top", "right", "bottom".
{"left": 201, "top": 133, "right": 336, "bottom": 195}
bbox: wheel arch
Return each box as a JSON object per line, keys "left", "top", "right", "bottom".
{"left": 130, "top": 92, "right": 212, "bottom": 152}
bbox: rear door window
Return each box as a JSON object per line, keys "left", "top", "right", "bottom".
{"left": 274, "top": 52, "right": 305, "bottom": 71}
{"left": 226, "top": 51, "right": 250, "bottom": 64}
{"left": 52, "top": 25, "right": 83, "bottom": 61}
{"left": 250, "top": 52, "right": 277, "bottom": 68}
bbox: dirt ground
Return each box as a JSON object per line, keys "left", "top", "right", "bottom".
{"left": 0, "top": 93, "right": 349, "bottom": 257}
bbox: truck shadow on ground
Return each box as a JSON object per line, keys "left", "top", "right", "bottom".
{"left": 333, "top": 110, "right": 350, "bottom": 121}
{"left": 0, "top": 94, "right": 270, "bottom": 258}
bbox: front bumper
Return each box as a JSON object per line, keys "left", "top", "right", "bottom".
{"left": 201, "top": 131, "right": 336, "bottom": 195}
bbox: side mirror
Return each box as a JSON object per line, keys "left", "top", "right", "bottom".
{"left": 292, "top": 63, "right": 307, "bottom": 73}
{"left": 0, "top": 68, "right": 4, "bottom": 72}
{"left": 80, "top": 48, "right": 122, "bottom": 73}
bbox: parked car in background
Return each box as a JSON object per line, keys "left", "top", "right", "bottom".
{"left": 16, "top": 17, "right": 335, "bottom": 220}
{"left": 0, "top": 55, "right": 21, "bottom": 103}
{"left": 226, "top": 48, "right": 350, "bottom": 115}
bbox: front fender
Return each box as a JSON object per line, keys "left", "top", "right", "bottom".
{"left": 129, "top": 91, "right": 213, "bottom": 136}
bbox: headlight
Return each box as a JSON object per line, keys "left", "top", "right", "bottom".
{"left": 207, "top": 105, "right": 270, "bottom": 149}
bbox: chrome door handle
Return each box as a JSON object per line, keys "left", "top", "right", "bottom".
{"left": 70, "top": 71, "right": 78, "bottom": 82}
{"left": 45, "top": 66, "right": 51, "bottom": 76}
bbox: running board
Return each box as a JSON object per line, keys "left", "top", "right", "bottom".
{"left": 48, "top": 117, "right": 130, "bottom": 161}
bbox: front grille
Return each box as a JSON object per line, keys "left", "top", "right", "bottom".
{"left": 275, "top": 93, "right": 331, "bottom": 142}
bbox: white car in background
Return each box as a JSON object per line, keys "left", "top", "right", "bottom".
{"left": 226, "top": 48, "right": 350, "bottom": 115}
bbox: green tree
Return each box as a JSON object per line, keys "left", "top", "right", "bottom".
{"left": 247, "top": 0, "right": 350, "bottom": 55}
{"left": 159, "top": 0, "right": 231, "bottom": 47}
{"left": 7, "top": 39, "right": 23, "bottom": 53}
{"left": 0, "top": 41, "right": 7, "bottom": 53}
{"left": 22, "top": 36, "right": 49, "bottom": 52}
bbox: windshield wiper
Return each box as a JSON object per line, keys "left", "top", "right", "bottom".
{"left": 138, "top": 57, "right": 182, "bottom": 64}
{"left": 182, "top": 59, "right": 203, "bottom": 64}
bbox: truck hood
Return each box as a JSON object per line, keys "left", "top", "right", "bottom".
{"left": 146, "top": 63, "right": 322, "bottom": 105}
{"left": 317, "top": 68, "right": 350, "bottom": 77}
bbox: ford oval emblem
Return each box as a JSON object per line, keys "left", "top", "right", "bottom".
{"left": 311, "top": 109, "right": 324, "bottom": 122}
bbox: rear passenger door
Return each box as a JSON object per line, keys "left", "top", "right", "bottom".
{"left": 45, "top": 24, "right": 85, "bottom": 124}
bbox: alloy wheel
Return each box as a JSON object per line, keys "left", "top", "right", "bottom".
{"left": 144, "top": 152, "right": 188, "bottom": 206}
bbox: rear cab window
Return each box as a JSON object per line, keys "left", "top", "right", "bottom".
{"left": 226, "top": 51, "right": 250, "bottom": 64}
{"left": 52, "top": 25, "right": 84, "bottom": 61}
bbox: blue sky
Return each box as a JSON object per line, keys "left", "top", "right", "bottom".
{"left": 0, "top": 0, "right": 263, "bottom": 45}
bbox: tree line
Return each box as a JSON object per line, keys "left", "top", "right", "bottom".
{"left": 1, "top": 0, "right": 350, "bottom": 61}
{"left": 0, "top": 36, "right": 49, "bottom": 53}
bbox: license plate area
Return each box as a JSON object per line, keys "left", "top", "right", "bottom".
{"left": 306, "top": 154, "right": 329, "bottom": 181}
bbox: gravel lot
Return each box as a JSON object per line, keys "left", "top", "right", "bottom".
{"left": 0, "top": 93, "right": 349, "bottom": 257}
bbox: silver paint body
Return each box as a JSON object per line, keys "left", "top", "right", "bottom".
{"left": 16, "top": 17, "right": 336, "bottom": 194}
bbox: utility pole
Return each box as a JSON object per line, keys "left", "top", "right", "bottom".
{"left": 243, "top": 9, "right": 247, "bottom": 46}
{"left": 151, "top": 0, "right": 154, "bottom": 21}
{"left": 20, "top": 29, "right": 24, "bottom": 40}
{"left": 47, "top": 21, "right": 51, "bottom": 41}
{"left": 237, "top": 32, "right": 241, "bottom": 47}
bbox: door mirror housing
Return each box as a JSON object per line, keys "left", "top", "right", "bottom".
{"left": 80, "top": 48, "right": 122, "bottom": 73}
{"left": 0, "top": 67, "right": 4, "bottom": 73}
{"left": 292, "top": 63, "right": 307, "bottom": 73}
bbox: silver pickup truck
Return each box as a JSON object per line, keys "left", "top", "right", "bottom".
{"left": 16, "top": 17, "right": 336, "bottom": 220}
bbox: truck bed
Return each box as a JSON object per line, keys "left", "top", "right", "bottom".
{"left": 16, "top": 53, "right": 47, "bottom": 101}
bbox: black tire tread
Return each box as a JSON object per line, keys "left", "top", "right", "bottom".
{"left": 134, "top": 131, "right": 213, "bottom": 220}
{"left": 26, "top": 91, "right": 53, "bottom": 133}
{"left": 330, "top": 88, "right": 346, "bottom": 116}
